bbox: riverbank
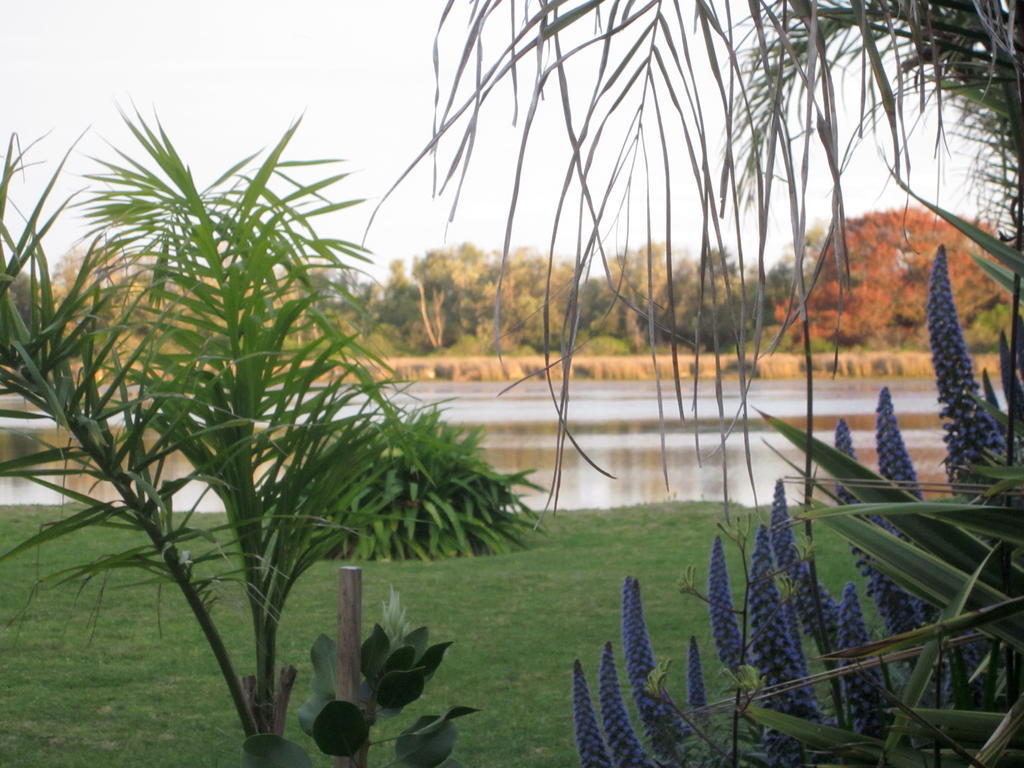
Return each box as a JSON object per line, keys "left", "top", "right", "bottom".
{"left": 378, "top": 351, "right": 999, "bottom": 382}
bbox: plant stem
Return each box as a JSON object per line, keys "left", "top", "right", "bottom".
{"left": 254, "top": 611, "right": 281, "bottom": 733}
{"left": 163, "top": 545, "right": 258, "bottom": 736}
{"left": 801, "top": 314, "right": 844, "bottom": 718}
{"left": 732, "top": 536, "right": 751, "bottom": 768}
{"left": 1007, "top": 5, "right": 1024, "bottom": 701}
{"left": 69, "top": 418, "right": 260, "bottom": 738}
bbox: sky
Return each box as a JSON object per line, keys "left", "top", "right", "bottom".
{"left": 5, "top": 1, "right": 978, "bottom": 281}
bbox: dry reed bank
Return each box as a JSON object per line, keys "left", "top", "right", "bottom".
{"left": 375, "top": 352, "right": 999, "bottom": 382}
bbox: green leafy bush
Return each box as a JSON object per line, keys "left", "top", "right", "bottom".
{"left": 342, "top": 407, "right": 540, "bottom": 560}
{"left": 582, "top": 334, "right": 633, "bottom": 355}
{"left": 243, "top": 590, "right": 477, "bottom": 768}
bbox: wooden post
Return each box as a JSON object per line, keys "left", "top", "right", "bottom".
{"left": 336, "top": 566, "right": 362, "bottom": 768}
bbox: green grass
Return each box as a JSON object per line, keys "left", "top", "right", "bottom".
{"left": 0, "top": 502, "right": 863, "bottom": 767}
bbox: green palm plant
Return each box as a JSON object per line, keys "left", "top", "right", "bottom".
{"left": 0, "top": 116, "right": 391, "bottom": 737}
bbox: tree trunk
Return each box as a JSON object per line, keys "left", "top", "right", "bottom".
{"left": 417, "top": 282, "right": 445, "bottom": 348}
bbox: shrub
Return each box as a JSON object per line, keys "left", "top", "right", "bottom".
{"left": 441, "top": 333, "right": 487, "bottom": 356}
{"left": 341, "top": 406, "right": 540, "bottom": 560}
{"left": 582, "top": 334, "right": 633, "bottom": 355}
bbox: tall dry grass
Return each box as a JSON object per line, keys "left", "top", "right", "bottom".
{"left": 373, "top": 352, "right": 999, "bottom": 382}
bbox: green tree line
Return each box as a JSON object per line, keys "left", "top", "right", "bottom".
{"left": 343, "top": 242, "right": 764, "bottom": 357}
{"left": 35, "top": 209, "right": 1005, "bottom": 359}
{"left": 341, "top": 220, "right": 1004, "bottom": 358}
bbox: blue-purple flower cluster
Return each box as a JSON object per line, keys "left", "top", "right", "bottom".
{"left": 875, "top": 387, "right": 922, "bottom": 499}
{"left": 687, "top": 636, "right": 707, "bottom": 720}
{"left": 768, "top": 481, "right": 838, "bottom": 640}
{"left": 749, "top": 525, "right": 819, "bottom": 765}
{"left": 836, "top": 583, "right": 885, "bottom": 737}
{"left": 573, "top": 578, "right": 697, "bottom": 768}
{"left": 622, "top": 577, "right": 689, "bottom": 760}
{"left": 833, "top": 418, "right": 859, "bottom": 504}
{"left": 708, "top": 535, "right": 742, "bottom": 669}
{"left": 863, "top": 548, "right": 926, "bottom": 636}
{"left": 599, "top": 642, "right": 659, "bottom": 768}
{"left": 927, "top": 245, "right": 1004, "bottom": 480}
{"left": 572, "top": 660, "right": 613, "bottom": 768}
{"left": 833, "top": 418, "right": 927, "bottom": 635}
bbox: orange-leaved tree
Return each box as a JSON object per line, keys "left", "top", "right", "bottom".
{"left": 774, "top": 207, "right": 1004, "bottom": 350}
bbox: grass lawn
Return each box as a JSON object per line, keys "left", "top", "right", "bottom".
{"left": 0, "top": 501, "right": 864, "bottom": 767}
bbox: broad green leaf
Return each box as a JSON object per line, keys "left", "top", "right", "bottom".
{"left": 767, "top": 415, "right": 1009, "bottom": 586}
{"left": 764, "top": 413, "right": 918, "bottom": 504}
{"left": 361, "top": 624, "right": 391, "bottom": 681}
{"left": 885, "top": 548, "right": 995, "bottom": 752}
{"left": 0, "top": 408, "right": 49, "bottom": 419}
{"left": 395, "top": 717, "right": 459, "bottom": 768}
{"left": 298, "top": 691, "right": 333, "bottom": 737}
{"left": 0, "top": 504, "right": 116, "bottom": 563}
{"left": 309, "top": 634, "right": 337, "bottom": 697}
{"left": 903, "top": 190, "right": 1024, "bottom": 277}
{"left": 311, "top": 700, "right": 369, "bottom": 758}
{"left": 298, "top": 634, "right": 337, "bottom": 735}
{"left": 419, "top": 642, "right": 454, "bottom": 680}
{"left": 404, "top": 626, "right": 430, "bottom": 659}
{"left": 384, "top": 645, "right": 418, "bottom": 673}
{"left": 974, "top": 254, "right": 1017, "bottom": 293}
{"left": 401, "top": 707, "right": 480, "bottom": 737}
{"left": 893, "top": 708, "right": 1024, "bottom": 749}
{"left": 824, "top": 598, "right": 1024, "bottom": 659}
{"left": 241, "top": 735, "right": 313, "bottom": 768}
{"left": 0, "top": 446, "right": 77, "bottom": 476}
{"left": 807, "top": 501, "right": 1024, "bottom": 548}
{"left": 820, "top": 516, "right": 1024, "bottom": 652}
{"left": 376, "top": 668, "right": 426, "bottom": 710}
{"left": 744, "top": 706, "right": 924, "bottom": 767}
{"left": 976, "top": 692, "right": 1024, "bottom": 766}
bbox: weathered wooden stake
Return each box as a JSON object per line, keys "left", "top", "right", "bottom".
{"left": 336, "top": 566, "right": 362, "bottom": 768}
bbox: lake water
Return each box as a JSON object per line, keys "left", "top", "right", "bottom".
{"left": 0, "top": 378, "right": 948, "bottom": 511}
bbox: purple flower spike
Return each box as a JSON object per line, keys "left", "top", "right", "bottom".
{"left": 572, "top": 660, "right": 613, "bottom": 768}
{"left": 875, "top": 387, "right": 922, "bottom": 499}
{"left": 686, "top": 636, "right": 707, "bottom": 718}
{"left": 708, "top": 536, "right": 742, "bottom": 669}
{"left": 862, "top": 553, "right": 926, "bottom": 637}
{"left": 749, "top": 526, "right": 820, "bottom": 722}
{"left": 762, "top": 728, "right": 804, "bottom": 768}
{"left": 621, "top": 577, "right": 688, "bottom": 761}
{"left": 598, "top": 642, "right": 657, "bottom": 768}
{"left": 768, "top": 481, "right": 838, "bottom": 641}
{"left": 927, "top": 245, "right": 1004, "bottom": 481}
{"left": 836, "top": 583, "right": 885, "bottom": 738}
{"left": 834, "top": 418, "right": 859, "bottom": 504}
{"left": 835, "top": 398, "right": 928, "bottom": 634}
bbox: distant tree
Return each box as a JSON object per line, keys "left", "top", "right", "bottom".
{"left": 9, "top": 272, "right": 30, "bottom": 325}
{"left": 774, "top": 208, "right": 1004, "bottom": 350}
{"left": 595, "top": 244, "right": 745, "bottom": 353}
{"left": 363, "top": 244, "right": 580, "bottom": 355}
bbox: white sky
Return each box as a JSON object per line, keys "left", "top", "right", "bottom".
{"left": 5, "top": 1, "right": 979, "bottom": 281}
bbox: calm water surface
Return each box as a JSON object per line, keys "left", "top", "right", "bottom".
{"left": 0, "top": 378, "right": 946, "bottom": 511}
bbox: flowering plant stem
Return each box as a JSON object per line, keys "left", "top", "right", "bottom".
{"left": 802, "top": 314, "right": 845, "bottom": 719}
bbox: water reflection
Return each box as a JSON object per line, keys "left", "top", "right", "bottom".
{"left": 0, "top": 378, "right": 948, "bottom": 511}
